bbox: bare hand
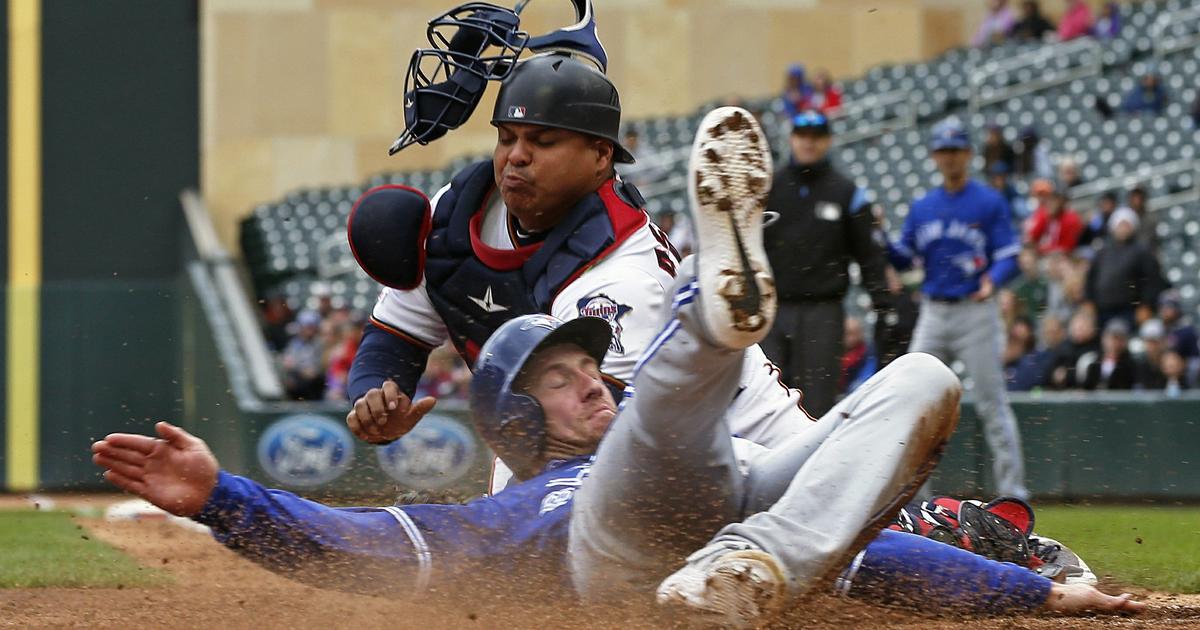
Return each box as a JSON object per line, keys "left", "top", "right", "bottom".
{"left": 346, "top": 380, "right": 437, "bottom": 444}
{"left": 1042, "top": 583, "right": 1146, "bottom": 615}
{"left": 91, "top": 422, "right": 219, "bottom": 517}
{"left": 970, "top": 275, "right": 994, "bottom": 302}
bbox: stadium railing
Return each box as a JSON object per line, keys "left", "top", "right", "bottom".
{"left": 968, "top": 37, "right": 1103, "bottom": 114}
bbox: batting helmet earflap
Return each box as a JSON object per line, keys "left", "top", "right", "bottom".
{"left": 470, "top": 314, "right": 612, "bottom": 480}
{"left": 491, "top": 54, "right": 635, "bottom": 164}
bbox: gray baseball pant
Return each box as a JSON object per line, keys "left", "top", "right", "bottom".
{"left": 568, "top": 277, "right": 962, "bottom": 602}
{"left": 908, "top": 297, "right": 1030, "bottom": 499}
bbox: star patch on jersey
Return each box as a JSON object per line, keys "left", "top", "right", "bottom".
{"left": 577, "top": 294, "right": 632, "bottom": 354}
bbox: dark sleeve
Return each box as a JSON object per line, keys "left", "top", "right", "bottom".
{"left": 347, "top": 321, "right": 434, "bottom": 403}
{"left": 845, "top": 193, "right": 891, "bottom": 307}
{"left": 840, "top": 530, "right": 1051, "bottom": 615}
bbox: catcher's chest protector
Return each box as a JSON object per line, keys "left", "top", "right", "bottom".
{"left": 424, "top": 160, "right": 645, "bottom": 363}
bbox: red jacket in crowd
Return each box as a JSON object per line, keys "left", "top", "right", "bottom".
{"left": 1026, "top": 205, "right": 1085, "bottom": 255}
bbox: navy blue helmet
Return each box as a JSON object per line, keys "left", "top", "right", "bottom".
{"left": 470, "top": 314, "right": 611, "bottom": 480}
{"left": 389, "top": 2, "right": 529, "bottom": 155}
{"left": 390, "top": 0, "right": 613, "bottom": 156}
{"left": 929, "top": 117, "right": 972, "bottom": 152}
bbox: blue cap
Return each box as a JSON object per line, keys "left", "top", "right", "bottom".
{"left": 791, "top": 110, "right": 830, "bottom": 135}
{"left": 929, "top": 118, "right": 971, "bottom": 151}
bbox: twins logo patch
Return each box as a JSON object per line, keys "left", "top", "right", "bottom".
{"left": 577, "top": 294, "right": 632, "bottom": 354}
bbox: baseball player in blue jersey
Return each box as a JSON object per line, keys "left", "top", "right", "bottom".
{"left": 888, "top": 118, "right": 1030, "bottom": 500}
{"left": 93, "top": 108, "right": 1142, "bottom": 626}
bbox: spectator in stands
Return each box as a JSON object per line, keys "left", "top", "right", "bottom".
{"left": 974, "top": 0, "right": 1015, "bottom": 47}
{"left": 1010, "top": 0, "right": 1055, "bottom": 42}
{"left": 309, "top": 281, "right": 334, "bottom": 319}
{"left": 781, "top": 64, "right": 813, "bottom": 117}
{"left": 839, "top": 315, "right": 877, "bottom": 394}
{"left": 1026, "top": 178, "right": 1055, "bottom": 226}
{"left": 414, "top": 343, "right": 470, "bottom": 401}
{"left": 653, "top": 209, "right": 693, "bottom": 257}
{"left": 987, "top": 162, "right": 1028, "bottom": 220}
{"left": 1122, "top": 73, "right": 1168, "bottom": 116}
{"left": 1056, "top": 0, "right": 1094, "bottom": 42}
{"left": 1014, "top": 127, "right": 1053, "bottom": 180}
{"left": 1027, "top": 191, "right": 1085, "bottom": 255}
{"left": 1005, "top": 317, "right": 1054, "bottom": 390}
{"left": 982, "top": 124, "right": 1016, "bottom": 175}
{"left": 1085, "top": 207, "right": 1165, "bottom": 330}
{"left": 1093, "top": 2, "right": 1121, "bottom": 39}
{"left": 1049, "top": 307, "right": 1099, "bottom": 389}
{"left": 1134, "top": 318, "right": 1168, "bottom": 389}
{"left": 324, "top": 312, "right": 363, "bottom": 402}
{"left": 618, "top": 128, "right": 666, "bottom": 190}
{"left": 1080, "top": 191, "right": 1118, "bottom": 249}
{"left": 1056, "top": 155, "right": 1084, "bottom": 190}
{"left": 1125, "top": 185, "right": 1158, "bottom": 252}
{"left": 281, "top": 309, "right": 325, "bottom": 401}
{"left": 260, "top": 292, "right": 293, "bottom": 353}
{"left": 1041, "top": 313, "right": 1066, "bottom": 352}
{"left": 807, "top": 69, "right": 843, "bottom": 115}
{"left": 1010, "top": 246, "right": 1048, "bottom": 317}
{"left": 1043, "top": 252, "right": 1086, "bottom": 323}
{"left": 1159, "top": 290, "right": 1200, "bottom": 367}
{"left": 998, "top": 288, "right": 1023, "bottom": 331}
{"left": 1083, "top": 318, "right": 1136, "bottom": 390}
{"left": 1161, "top": 350, "right": 1190, "bottom": 396}
{"left": 1191, "top": 92, "right": 1200, "bottom": 128}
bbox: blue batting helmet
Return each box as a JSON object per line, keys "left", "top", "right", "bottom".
{"left": 929, "top": 118, "right": 971, "bottom": 152}
{"left": 470, "top": 314, "right": 612, "bottom": 480}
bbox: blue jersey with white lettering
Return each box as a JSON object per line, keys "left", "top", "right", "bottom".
{"left": 889, "top": 180, "right": 1021, "bottom": 299}
{"left": 194, "top": 458, "right": 1050, "bottom": 612}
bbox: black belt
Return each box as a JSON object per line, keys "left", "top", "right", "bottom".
{"left": 928, "top": 295, "right": 967, "bottom": 304}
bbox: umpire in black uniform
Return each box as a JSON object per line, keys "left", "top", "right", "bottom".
{"left": 762, "top": 111, "right": 892, "bottom": 416}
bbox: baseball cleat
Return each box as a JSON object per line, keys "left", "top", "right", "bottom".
{"left": 688, "top": 106, "right": 776, "bottom": 350}
{"left": 656, "top": 539, "right": 788, "bottom": 629}
{"left": 1029, "top": 534, "right": 1098, "bottom": 585}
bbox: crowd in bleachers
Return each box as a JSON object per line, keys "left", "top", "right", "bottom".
{"left": 262, "top": 282, "right": 471, "bottom": 403}
{"left": 247, "top": 0, "right": 1200, "bottom": 402}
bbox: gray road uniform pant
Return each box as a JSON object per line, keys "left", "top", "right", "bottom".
{"left": 568, "top": 276, "right": 962, "bottom": 602}
{"left": 908, "top": 297, "right": 1029, "bottom": 499}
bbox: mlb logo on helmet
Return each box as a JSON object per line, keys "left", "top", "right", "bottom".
{"left": 508, "top": 105, "right": 526, "bottom": 118}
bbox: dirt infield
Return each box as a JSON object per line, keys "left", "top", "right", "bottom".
{"left": 2, "top": 515, "right": 1199, "bottom": 629}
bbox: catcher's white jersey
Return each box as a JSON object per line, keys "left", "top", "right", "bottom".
{"left": 372, "top": 183, "right": 811, "bottom": 491}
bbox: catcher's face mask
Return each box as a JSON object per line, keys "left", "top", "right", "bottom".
{"left": 389, "top": 2, "right": 529, "bottom": 155}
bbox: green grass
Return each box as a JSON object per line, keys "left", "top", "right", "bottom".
{"left": 1035, "top": 505, "right": 1200, "bottom": 593}
{"left": 0, "top": 510, "right": 167, "bottom": 588}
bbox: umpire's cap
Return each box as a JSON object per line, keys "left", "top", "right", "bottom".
{"left": 929, "top": 118, "right": 972, "bottom": 151}
{"left": 470, "top": 314, "right": 612, "bottom": 480}
{"left": 791, "top": 110, "right": 831, "bottom": 135}
{"left": 491, "top": 54, "right": 635, "bottom": 163}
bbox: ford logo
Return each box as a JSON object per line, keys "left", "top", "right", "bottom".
{"left": 257, "top": 414, "right": 354, "bottom": 487}
{"left": 376, "top": 415, "right": 477, "bottom": 489}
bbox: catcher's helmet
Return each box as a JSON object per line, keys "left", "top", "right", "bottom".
{"left": 491, "top": 54, "right": 635, "bottom": 163}
{"left": 470, "top": 314, "right": 612, "bottom": 480}
{"left": 389, "top": 2, "right": 529, "bottom": 155}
